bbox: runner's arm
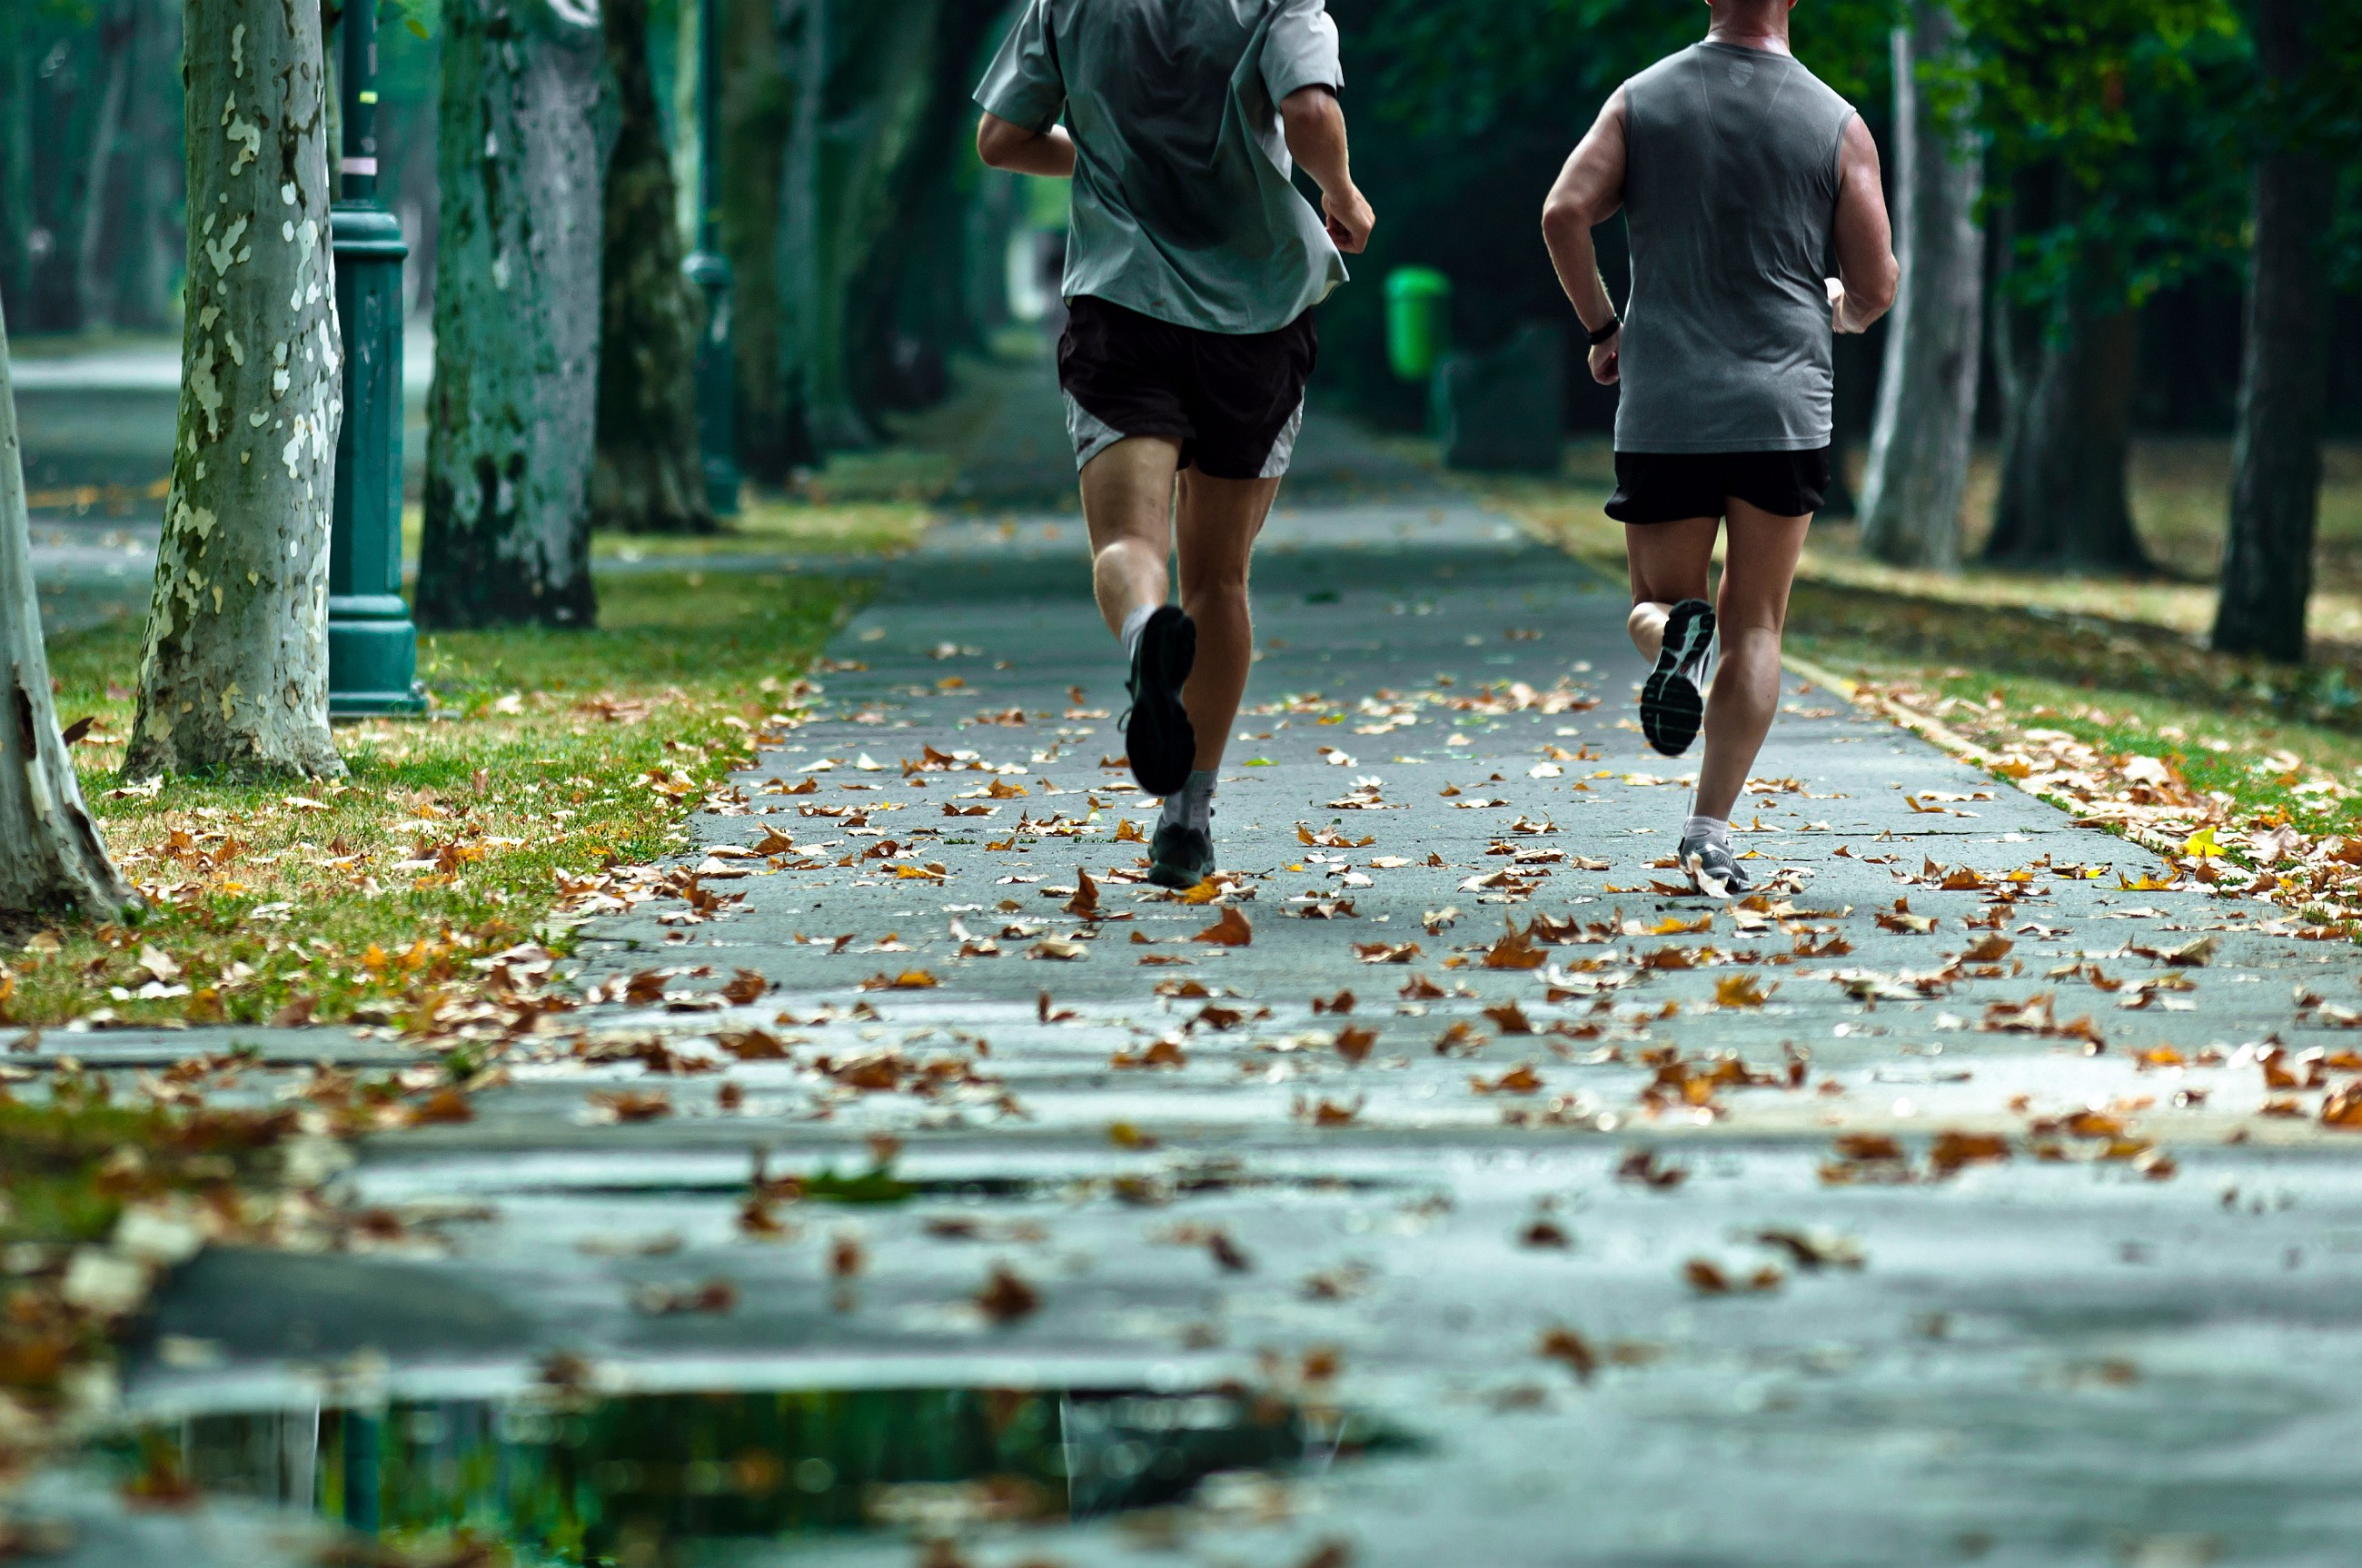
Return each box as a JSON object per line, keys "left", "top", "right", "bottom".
{"left": 1279, "top": 85, "right": 1375, "bottom": 254}
{"left": 1830, "top": 114, "right": 1898, "bottom": 333}
{"left": 1541, "top": 87, "right": 1628, "bottom": 386}
{"left": 977, "top": 112, "right": 1077, "bottom": 179}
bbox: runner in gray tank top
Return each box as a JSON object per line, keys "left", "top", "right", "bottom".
{"left": 1542, "top": 0, "right": 1897, "bottom": 898}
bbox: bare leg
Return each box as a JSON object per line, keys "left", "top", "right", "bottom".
{"left": 1080, "top": 437, "right": 1185, "bottom": 638}
{"left": 1693, "top": 499, "right": 1812, "bottom": 821}
{"left": 1174, "top": 467, "right": 1283, "bottom": 771}
{"left": 1623, "top": 517, "right": 1720, "bottom": 663}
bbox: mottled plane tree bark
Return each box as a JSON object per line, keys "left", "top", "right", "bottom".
{"left": 1857, "top": 2, "right": 1983, "bottom": 571}
{"left": 415, "top": 0, "right": 606, "bottom": 630}
{"left": 124, "top": 0, "right": 344, "bottom": 779}
{"left": 2211, "top": 0, "right": 2338, "bottom": 663}
{"left": 590, "top": 0, "right": 711, "bottom": 535}
{"left": 0, "top": 297, "right": 138, "bottom": 918}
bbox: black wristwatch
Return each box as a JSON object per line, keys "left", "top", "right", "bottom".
{"left": 1587, "top": 316, "right": 1622, "bottom": 347}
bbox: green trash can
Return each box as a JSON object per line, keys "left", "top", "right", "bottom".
{"left": 1384, "top": 267, "right": 1453, "bottom": 382}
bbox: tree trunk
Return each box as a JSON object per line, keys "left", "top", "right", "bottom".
{"left": 590, "top": 0, "right": 712, "bottom": 535}
{"left": 1858, "top": 6, "right": 1984, "bottom": 571}
{"left": 843, "top": 0, "right": 1006, "bottom": 418}
{"left": 721, "top": 0, "right": 806, "bottom": 484}
{"left": 415, "top": 0, "right": 606, "bottom": 630}
{"left": 2210, "top": 0, "right": 2336, "bottom": 664}
{"left": 790, "top": 0, "right": 940, "bottom": 453}
{"left": 124, "top": 0, "right": 344, "bottom": 780}
{"left": 74, "top": 4, "right": 138, "bottom": 332}
{"left": 1981, "top": 165, "right": 2145, "bottom": 575}
{"left": 1982, "top": 297, "right": 2144, "bottom": 571}
{"left": 117, "top": 0, "right": 185, "bottom": 332}
{"left": 0, "top": 12, "right": 29, "bottom": 313}
{"left": 0, "top": 297, "right": 138, "bottom": 919}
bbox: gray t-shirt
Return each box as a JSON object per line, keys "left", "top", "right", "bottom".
{"left": 976, "top": 0, "right": 1347, "bottom": 336}
{"left": 1615, "top": 42, "right": 1857, "bottom": 453}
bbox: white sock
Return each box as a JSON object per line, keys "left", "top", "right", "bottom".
{"left": 1682, "top": 813, "right": 1731, "bottom": 848}
{"left": 1120, "top": 603, "right": 1158, "bottom": 661}
{"left": 1159, "top": 769, "right": 1217, "bottom": 835}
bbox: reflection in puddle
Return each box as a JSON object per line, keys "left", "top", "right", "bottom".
{"left": 120, "top": 1385, "right": 1406, "bottom": 1560}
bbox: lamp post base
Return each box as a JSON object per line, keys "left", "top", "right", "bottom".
{"left": 328, "top": 591, "right": 427, "bottom": 718}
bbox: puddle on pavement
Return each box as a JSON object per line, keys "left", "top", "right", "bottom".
{"left": 110, "top": 1384, "right": 1408, "bottom": 1562}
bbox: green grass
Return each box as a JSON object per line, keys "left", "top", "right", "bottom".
{"left": 4, "top": 569, "right": 858, "bottom": 1028}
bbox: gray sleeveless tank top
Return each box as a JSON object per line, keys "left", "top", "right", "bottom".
{"left": 1615, "top": 42, "right": 1856, "bottom": 453}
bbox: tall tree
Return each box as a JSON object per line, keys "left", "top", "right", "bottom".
{"left": 590, "top": 0, "right": 712, "bottom": 535}
{"left": 1858, "top": 1, "right": 1983, "bottom": 571}
{"left": 1981, "top": 263, "right": 2146, "bottom": 570}
{"left": 786, "top": 0, "right": 941, "bottom": 452}
{"left": 841, "top": 0, "right": 1007, "bottom": 417}
{"left": 73, "top": 1, "right": 138, "bottom": 332}
{"left": 415, "top": 0, "right": 606, "bottom": 630}
{"left": 1, "top": 296, "right": 138, "bottom": 918}
{"left": 124, "top": 0, "right": 344, "bottom": 779}
{"left": 719, "top": 0, "right": 806, "bottom": 484}
{"left": 1957, "top": 0, "right": 2245, "bottom": 572}
{"left": 2210, "top": 0, "right": 2344, "bottom": 661}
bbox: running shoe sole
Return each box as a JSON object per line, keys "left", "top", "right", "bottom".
{"left": 1125, "top": 605, "right": 1197, "bottom": 799}
{"left": 1147, "top": 849, "right": 1216, "bottom": 890}
{"left": 1640, "top": 600, "right": 1715, "bottom": 758}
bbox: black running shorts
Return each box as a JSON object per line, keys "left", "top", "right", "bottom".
{"left": 1057, "top": 295, "right": 1318, "bottom": 482}
{"left": 1605, "top": 447, "right": 1832, "bottom": 524}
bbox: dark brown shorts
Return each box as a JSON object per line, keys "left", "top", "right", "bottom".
{"left": 1057, "top": 295, "right": 1318, "bottom": 481}
{"left": 1606, "top": 447, "right": 1831, "bottom": 523}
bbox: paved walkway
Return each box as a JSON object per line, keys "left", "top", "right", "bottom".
{"left": 39, "top": 406, "right": 2362, "bottom": 1566}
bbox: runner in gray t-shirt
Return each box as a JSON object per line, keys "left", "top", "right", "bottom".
{"left": 978, "top": 0, "right": 1375, "bottom": 890}
{"left": 1542, "top": 0, "right": 1896, "bottom": 898}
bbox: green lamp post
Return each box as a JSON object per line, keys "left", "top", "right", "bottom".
{"left": 327, "top": 0, "right": 425, "bottom": 716}
{"left": 684, "top": 0, "right": 739, "bottom": 516}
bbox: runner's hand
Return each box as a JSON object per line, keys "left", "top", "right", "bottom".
{"left": 1323, "top": 185, "right": 1375, "bottom": 254}
{"left": 1588, "top": 327, "right": 1620, "bottom": 386}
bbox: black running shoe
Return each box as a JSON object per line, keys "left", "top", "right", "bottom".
{"left": 1640, "top": 598, "right": 1715, "bottom": 757}
{"left": 1123, "top": 605, "right": 1197, "bottom": 798}
{"left": 1147, "top": 821, "right": 1216, "bottom": 890}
